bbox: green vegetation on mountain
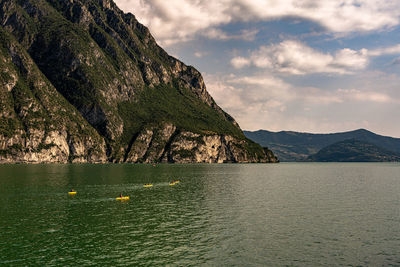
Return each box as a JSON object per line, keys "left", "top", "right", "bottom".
{"left": 117, "top": 81, "right": 243, "bottom": 145}
{"left": 0, "top": 0, "right": 276, "bottom": 163}
{"left": 308, "top": 139, "right": 400, "bottom": 162}
{"left": 244, "top": 129, "right": 400, "bottom": 161}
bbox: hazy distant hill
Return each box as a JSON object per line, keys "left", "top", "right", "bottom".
{"left": 244, "top": 129, "right": 400, "bottom": 161}
{"left": 308, "top": 139, "right": 400, "bottom": 162}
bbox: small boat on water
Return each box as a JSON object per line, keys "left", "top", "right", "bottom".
{"left": 143, "top": 184, "right": 153, "bottom": 188}
{"left": 169, "top": 180, "right": 180, "bottom": 185}
{"left": 116, "top": 196, "right": 130, "bottom": 200}
{"left": 68, "top": 191, "right": 77, "bottom": 195}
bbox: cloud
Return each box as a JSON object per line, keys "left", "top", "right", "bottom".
{"left": 204, "top": 71, "right": 399, "bottom": 133}
{"left": 204, "top": 73, "right": 293, "bottom": 113}
{"left": 231, "top": 40, "right": 369, "bottom": 74}
{"left": 114, "top": 0, "right": 231, "bottom": 45}
{"left": 202, "top": 28, "right": 259, "bottom": 41}
{"left": 337, "top": 88, "right": 392, "bottom": 103}
{"left": 302, "top": 87, "right": 394, "bottom": 104}
{"left": 115, "top": 0, "right": 400, "bottom": 45}
{"left": 231, "top": 40, "right": 400, "bottom": 74}
{"left": 331, "top": 48, "right": 369, "bottom": 70}
{"left": 207, "top": 72, "right": 396, "bottom": 112}
{"left": 230, "top": 57, "right": 251, "bottom": 68}
{"left": 367, "top": 44, "right": 400, "bottom": 56}
{"left": 194, "top": 51, "right": 208, "bottom": 58}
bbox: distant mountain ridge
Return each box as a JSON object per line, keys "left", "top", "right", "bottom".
{"left": 308, "top": 139, "right": 400, "bottom": 162}
{"left": 244, "top": 129, "right": 400, "bottom": 161}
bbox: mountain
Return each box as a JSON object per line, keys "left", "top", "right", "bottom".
{"left": 244, "top": 129, "right": 400, "bottom": 161}
{"left": 0, "top": 0, "right": 277, "bottom": 163}
{"left": 308, "top": 139, "right": 400, "bottom": 162}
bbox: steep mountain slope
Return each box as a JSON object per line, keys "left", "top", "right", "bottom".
{"left": 308, "top": 139, "right": 400, "bottom": 162}
{"left": 0, "top": 27, "right": 107, "bottom": 163}
{"left": 0, "top": 0, "right": 277, "bottom": 163}
{"left": 244, "top": 129, "right": 400, "bottom": 161}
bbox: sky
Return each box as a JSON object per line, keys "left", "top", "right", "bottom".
{"left": 114, "top": 0, "right": 400, "bottom": 137}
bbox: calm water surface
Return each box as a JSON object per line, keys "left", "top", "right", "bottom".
{"left": 0, "top": 163, "right": 400, "bottom": 266}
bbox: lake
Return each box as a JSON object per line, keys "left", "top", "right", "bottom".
{"left": 0, "top": 163, "right": 399, "bottom": 266}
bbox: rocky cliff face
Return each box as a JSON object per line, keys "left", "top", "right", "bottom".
{"left": 0, "top": 27, "right": 107, "bottom": 163}
{"left": 0, "top": 0, "right": 277, "bottom": 163}
{"left": 124, "top": 123, "right": 278, "bottom": 163}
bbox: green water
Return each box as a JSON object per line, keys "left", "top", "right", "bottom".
{"left": 1, "top": 163, "right": 400, "bottom": 266}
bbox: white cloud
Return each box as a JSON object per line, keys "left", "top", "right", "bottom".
{"left": 115, "top": 0, "right": 400, "bottom": 45}
{"left": 206, "top": 72, "right": 396, "bottom": 114}
{"left": 231, "top": 40, "right": 400, "bottom": 74}
{"left": 204, "top": 71, "right": 399, "bottom": 133}
{"left": 367, "top": 44, "right": 400, "bottom": 56}
{"left": 202, "top": 28, "right": 258, "bottom": 41}
{"left": 302, "top": 87, "right": 394, "bottom": 104}
{"left": 231, "top": 40, "right": 369, "bottom": 74}
{"left": 337, "top": 88, "right": 392, "bottom": 103}
{"left": 194, "top": 51, "right": 208, "bottom": 58}
{"left": 331, "top": 48, "right": 369, "bottom": 70}
{"left": 114, "top": 0, "right": 231, "bottom": 45}
{"left": 231, "top": 57, "right": 251, "bottom": 69}
{"left": 205, "top": 73, "right": 293, "bottom": 112}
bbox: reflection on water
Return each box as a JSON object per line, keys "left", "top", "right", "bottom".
{"left": 1, "top": 163, "right": 400, "bottom": 266}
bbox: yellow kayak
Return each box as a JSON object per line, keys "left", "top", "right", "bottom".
{"left": 143, "top": 184, "right": 153, "bottom": 188}
{"left": 68, "top": 191, "right": 77, "bottom": 195}
{"left": 169, "top": 180, "right": 180, "bottom": 185}
{"left": 116, "top": 196, "right": 130, "bottom": 200}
